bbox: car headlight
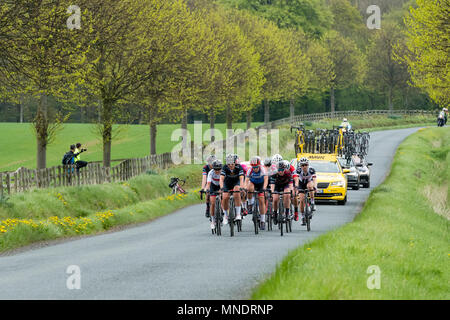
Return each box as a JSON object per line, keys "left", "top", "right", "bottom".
{"left": 331, "top": 181, "right": 345, "bottom": 187}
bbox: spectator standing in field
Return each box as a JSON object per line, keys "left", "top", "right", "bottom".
{"left": 74, "top": 143, "right": 88, "bottom": 172}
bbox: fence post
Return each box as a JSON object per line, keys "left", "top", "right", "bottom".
{"left": 6, "top": 173, "right": 11, "bottom": 195}
{"left": 0, "top": 173, "right": 3, "bottom": 197}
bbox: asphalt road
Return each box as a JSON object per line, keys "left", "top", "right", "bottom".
{"left": 0, "top": 127, "right": 420, "bottom": 300}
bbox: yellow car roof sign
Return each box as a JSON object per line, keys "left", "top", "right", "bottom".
{"left": 297, "top": 153, "right": 337, "bottom": 162}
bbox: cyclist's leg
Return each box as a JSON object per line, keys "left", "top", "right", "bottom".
{"left": 222, "top": 183, "right": 231, "bottom": 224}
{"left": 272, "top": 190, "right": 280, "bottom": 223}
{"left": 283, "top": 185, "right": 291, "bottom": 217}
{"left": 233, "top": 184, "right": 242, "bottom": 220}
{"left": 248, "top": 182, "right": 256, "bottom": 213}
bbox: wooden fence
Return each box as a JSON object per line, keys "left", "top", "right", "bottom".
{"left": 0, "top": 109, "right": 434, "bottom": 196}
{"left": 0, "top": 153, "right": 173, "bottom": 197}
{"left": 257, "top": 109, "right": 435, "bottom": 129}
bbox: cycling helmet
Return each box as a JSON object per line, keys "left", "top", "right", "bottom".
{"left": 263, "top": 158, "right": 272, "bottom": 166}
{"left": 299, "top": 157, "right": 309, "bottom": 166}
{"left": 272, "top": 154, "right": 283, "bottom": 165}
{"left": 206, "top": 155, "right": 217, "bottom": 166}
{"left": 277, "top": 161, "right": 288, "bottom": 171}
{"left": 250, "top": 156, "right": 261, "bottom": 167}
{"left": 212, "top": 159, "right": 222, "bottom": 170}
{"left": 226, "top": 154, "right": 235, "bottom": 165}
{"left": 343, "top": 118, "right": 348, "bottom": 122}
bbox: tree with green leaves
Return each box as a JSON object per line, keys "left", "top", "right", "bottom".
{"left": 200, "top": 5, "right": 264, "bottom": 134}
{"left": 367, "top": 22, "right": 410, "bottom": 111}
{"left": 322, "top": 31, "right": 367, "bottom": 113}
{"left": 75, "top": 0, "right": 158, "bottom": 167}
{"left": 402, "top": 0, "right": 449, "bottom": 107}
{"left": 227, "top": 9, "right": 308, "bottom": 123}
{"left": 219, "top": 0, "right": 333, "bottom": 37}
{"left": 2, "top": 0, "right": 88, "bottom": 169}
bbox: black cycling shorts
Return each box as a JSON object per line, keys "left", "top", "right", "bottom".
{"left": 251, "top": 182, "right": 265, "bottom": 193}
{"left": 223, "top": 180, "right": 240, "bottom": 192}
{"left": 298, "top": 180, "right": 313, "bottom": 190}
{"left": 209, "top": 183, "right": 220, "bottom": 195}
{"left": 273, "top": 182, "right": 291, "bottom": 193}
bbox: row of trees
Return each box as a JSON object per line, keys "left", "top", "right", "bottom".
{"left": 0, "top": 0, "right": 445, "bottom": 170}
{"left": 0, "top": 0, "right": 309, "bottom": 168}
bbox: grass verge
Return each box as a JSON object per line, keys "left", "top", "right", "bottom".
{"left": 252, "top": 126, "right": 449, "bottom": 299}
{"left": 0, "top": 165, "right": 203, "bottom": 253}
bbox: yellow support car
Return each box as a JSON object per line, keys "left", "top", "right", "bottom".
{"left": 291, "top": 153, "right": 350, "bottom": 205}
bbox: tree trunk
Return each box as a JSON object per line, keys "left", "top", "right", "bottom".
{"left": 102, "top": 100, "right": 113, "bottom": 168}
{"left": 264, "top": 99, "right": 270, "bottom": 124}
{"left": 35, "top": 94, "right": 48, "bottom": 169}
{"left": 150, "top": 121, "right": 157, "bottom": 155}
{"left": 388, "top": 86, "right": 393, "bottom": 113}
{"left": 290, "top": 98, "right": 295, "bottom": 119}
{"left": 181, "top": 107, "right": 188, "bottom": 152}
{"left": 210, "top": 108, "right": 215, "bottom": 142}
{"left": 330, "top": 87, "right": 335, "bottom": 114}
{"left": 19, "top": 96, "right": 24, "bottom": 123}
{"left": 148, "top": 106, "right": 157, "bottom": 155}
{"left": 226, "top": 104, "right": 232, "bottom": 130}
{"left": 98, "top": 100, "right": 102, "bottom": 123}
{"left": 80, "top": 105, "right": 85, "bottom": 123}
{"left": 247, "top": 110, "right": 252, "bottom": 130}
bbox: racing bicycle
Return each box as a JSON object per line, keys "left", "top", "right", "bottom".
{"left": 169, "top": 177, "right": 186, "bottom": 195}
{"left": 296, "top": 187, "right": 316, "bottom": 232}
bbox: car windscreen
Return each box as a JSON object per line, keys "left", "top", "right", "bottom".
{"left": 310, "top": 161, "right": 340, "bottom": 173}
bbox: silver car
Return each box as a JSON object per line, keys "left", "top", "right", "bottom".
{"left": 338, "top": 157, "right": 361, "bottom": 190}
{"left": 353, "top": 156, "right": 373, "bottom": 188}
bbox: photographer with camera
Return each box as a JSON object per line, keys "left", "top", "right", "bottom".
{"left": 74, "top": 142, "right": 88, "bottom": 172}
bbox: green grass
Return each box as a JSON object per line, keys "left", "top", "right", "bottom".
{"left": 0, "top": 122, "right": 262, "bottom": 172}
{"left": 0, "top": 164, "right": 204, "bottom": 253}
{"left": 252, "top": 126, "right": 449, "bottom": 300}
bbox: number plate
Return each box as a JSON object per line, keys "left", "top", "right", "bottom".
{"left": 316, "top": 189, "right": 324, "bottom": 194}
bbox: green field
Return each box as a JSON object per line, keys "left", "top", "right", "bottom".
{"left": 252, "top": 126, "right": 449, "bottom": 299}
{"left": 0, "top": 114, "right": 435, "bottom": 172}
{"left": 0, "top": 122, "right": 262, "bottom": 172}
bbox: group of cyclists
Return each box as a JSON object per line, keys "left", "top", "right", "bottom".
{"left": 200, "top": 153, "right": 318, "bottom": 232}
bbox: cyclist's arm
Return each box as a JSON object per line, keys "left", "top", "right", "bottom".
{"left": 263, "top": 175, "right": 269, "bottom": 190}
{"left": 201, "top": 174, "right": 207, "bottom": 190}
{"left": 219, "top": 174, "right": 225, "bottom": 190}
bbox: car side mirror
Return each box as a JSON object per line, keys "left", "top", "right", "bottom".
{"left": 368, "top": 163, "right": 373, "bottom": 166}
{"left": 343, "top": 169, "right": 350, "bottom": 174}
{"left": 356, "top": 164, "right": 363, "bottom": 167}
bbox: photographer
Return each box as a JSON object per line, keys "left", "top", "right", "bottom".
{"left": 74, "top": 142, "right": 88, "bottom": 172}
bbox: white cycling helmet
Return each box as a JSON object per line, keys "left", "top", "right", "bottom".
{"left": 277, "top": 161, "right": 288, "bottom": 171}
{"left": 206, "top": 155, "right": 217, "bottom": 166}
{"left": 299, "top": 157, "right": 309, "bottom": 166}
{"left": 272, "top": 154, "right": 283, "bottom": 165}
{"left": 250, "top": 156, "right": 261, "bottom": 167}
{"left": 263, "top": 157, "right": 272, "bottom": 166}
{"left": 226, "top": 154, "right": 235, "bottom": 165}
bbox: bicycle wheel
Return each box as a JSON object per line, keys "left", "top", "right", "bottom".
{"left": 215, "top": 198, "right": 222, "bottom": 236}
{"left": 305, "top": 202, "right": 311, "bottom": 232}
{"left": 229, "top": 197, "right": 235, "bottom": 237}
{"left": 266, "top": 199, "right": 272, "bottom": 231}
{"left": 279, "top": 197, "right": 284, "bottom": 236}
{"left": 252, "top": 202, "right": 259, "bottom": 235}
